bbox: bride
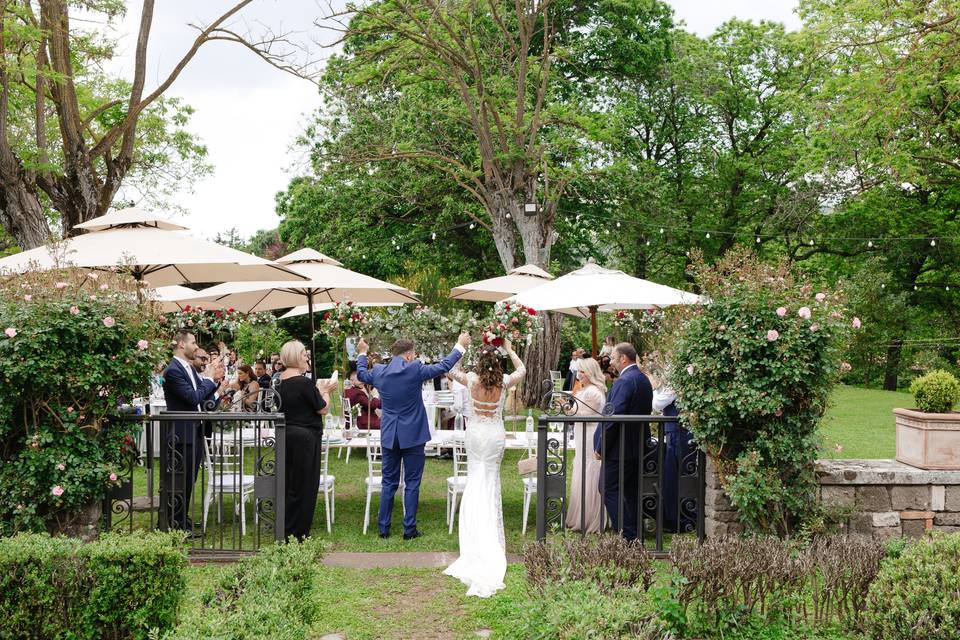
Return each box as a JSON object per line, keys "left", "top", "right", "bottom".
{"left": 443, "top": 338, "right": 525, "bottom": 598}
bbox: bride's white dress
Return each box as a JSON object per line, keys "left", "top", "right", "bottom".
{"left": 443, "top": 353, "right": 525, "bottom": 598}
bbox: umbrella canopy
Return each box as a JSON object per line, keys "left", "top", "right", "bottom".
{"left": 182, "top": 248, "right": 419, "bottom": 378}
{"left": 510, "top": 259, "right": 704, "bottom": 355}
{"left": 279, "top": 301, "right": 403, "bottom": 319}
{"left": 150, "top": 285, "right": 227, "bottom": 313}
{"left": 449, "top": 263, "right": 554, "bottom": 302}
{"left": 0, "top": 208, "right": 306, "bottom": 286}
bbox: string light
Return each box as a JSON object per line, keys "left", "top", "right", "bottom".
{"left": 616, "top": 221, "right": 621, "bottom": 228}
{"left": 705, "top": 232, "right": 711, "bottom": 239}
{"left": 867, "top": 240, "right": 873, "bottom": 248}
{"left": 659, "top": 228, "right": 664, "bottom": 234}
{"left": 756, "top": 236, "right": 761, "bottom": 243}
{"left": 931, "top": 239, "right": 937, "bottom": 246}
{"left": 505, "top": 212, "right": 511, "bottom": 219}
{"left": 469, "top": 223, "right": 475, "bottom": 230}
{"left": 431, "top": 232, "right": 436, "bottom": 240}
{"left": 808, "top": 239, "right": 815, "bottom": 246}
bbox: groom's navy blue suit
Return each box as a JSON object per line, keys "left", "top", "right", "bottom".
{"left": 358, "top": 345, "right": 464, "bottom": 535}
{"left": 594, "top": 364, "right": 653, "bottom": 541}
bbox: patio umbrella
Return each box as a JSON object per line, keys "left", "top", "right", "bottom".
{"left": 182, "top": 248, "right": 419, "bottom": 378}
{"left": 0, "top": 208, "right": 306, "bottom": 287}
{"left": 449, "top": 263, "right": 554, "bottom": 302}
{"left": 150, "top": 285, "right": 228, "bottom": 313}
{"left": 279, "top": 301, "right": 402, "bottom": 319}
{"left": 510, "top": 258, "right": 704, "bottom": 356}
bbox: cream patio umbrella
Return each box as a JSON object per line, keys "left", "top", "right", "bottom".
{"left": 509, "top": 258, "right": 704, "bottom": 356}
{"left": 181, "top": 248, "right": 420, "bottom": 378}
{"left": 150, "top": 285, "right": 228, "bottom": 313}
{"left": 278, "top": 301, "right": 403, "bottom": 319}
{"left": 449, "top": 263, "right": 554, "bottom": 302}
{"left": 0, "top": 208, "right": 306, "bottom": 287}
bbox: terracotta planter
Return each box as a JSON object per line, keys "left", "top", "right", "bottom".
{"left": 895, "top": 408, "right": 960, "bottom": 470}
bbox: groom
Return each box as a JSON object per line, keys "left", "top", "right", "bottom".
{"left": 356, "top": 332, "right": 471, "bottom": 539}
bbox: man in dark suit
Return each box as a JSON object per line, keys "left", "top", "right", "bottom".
{"left": 162, "top": 331, "right": 224, "bottom": 532}
{"left": 593, "top": 342, "right": 653, "bottom": 541}
{"left": 356, "top": 332, "right": 470, "bottom": 540}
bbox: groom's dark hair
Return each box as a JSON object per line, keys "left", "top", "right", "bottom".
{"left": 391, "top": 339, "right": 415, "bottom": 356}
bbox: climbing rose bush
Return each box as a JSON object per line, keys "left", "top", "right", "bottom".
{"left": 0, "top": 270, "right": 165, "bottom": 536}
{"left": 671, "top": 248, "right": 857, "bottom": 535}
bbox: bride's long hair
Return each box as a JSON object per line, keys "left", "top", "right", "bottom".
{"left": 476, "top": 346, "right": 504, "bottom": 390}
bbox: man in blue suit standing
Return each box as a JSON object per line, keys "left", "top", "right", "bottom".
{"left": 594, "top": 342, "right": 652, "bottom": 541}
{"left": 162, "top": 331, "right": 225, "bottom": 532}
{"left": 356, "top": 332, "right": 471, "bottom": 539}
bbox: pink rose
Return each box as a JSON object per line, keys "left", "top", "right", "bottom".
{"left": 798, "top": 307, "right": 811, "bottom": 320}
{"left": 852, "top": 317, "right": 861, "bottom": 329}
{"left": 830, "top": 311, "right": 842, "bottom": 319}
{"left": 686, "top": 364, "right": 695, "bottom": 376}
{"left": 89, "top": 295, "right": 97, "bottom": 301}
{"left": 102, "top": 316, "right": 116, "bottom": 328}
{"left": 4, "top": 327, "right": 16, "bottom": 338}
{"left": 87, "top": 272, "right": 98, "bottom": 280}
{"left": 55, "top": 281, "right": 68, "bottom": 289}
{"left": 766, "top": 329, "right": 780, "bottom": 342}
{"left": 23, "top": 294, "right": 31, "bottom": 302}
{"left": 840, "top": 362, "right": 852, "bottom": 372}
{"left": 57, "top": 463, "right": 65, "bottom": 471}
{"left": 99, "top": 283, "right": 108, "bottom": 290}
{"left": 776, "top": 307, "right": 787, "bottom": 317}
{"left": 815, "top": 292, "right": 826, "bottom": 303}
{"left": 51, "top": 486, "right": 64, "bottom": 497}
{"left": 137, "top": 339, "right": 149, "bottom": 350}
{"left": 109, "top": 473, "right": 118, "bottom": 482}
{"left": 70, "top": 306, "right": 80, "bottom": 315}
{"left": 810, "top": 323, "right": 820, "bottom": 332}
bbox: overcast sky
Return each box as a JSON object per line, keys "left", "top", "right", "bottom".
{"left": 107, "top": 0, "right": 801, "bottom": 239}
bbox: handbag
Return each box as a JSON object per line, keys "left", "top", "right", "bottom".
{"left": 517, "top": 455, "right": 538, "bottom": 476}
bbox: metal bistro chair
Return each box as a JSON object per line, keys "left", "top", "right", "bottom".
{"left": 446, "top": 431, "right": 468, "bottom": 534}
{"left": 550, "top": 370, "right": 563, "bottom": 391}
{"left": 201, "top": 436, "right": 257, "bottom": 536}
{"left": 318, "top": 438, "right": 336, "bottom": 533}
{"left": 363, "top": 434, "right": 405, "bottom": 535}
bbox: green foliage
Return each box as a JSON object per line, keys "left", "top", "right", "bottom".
{"left": 864, "top": 533, "right": 960, "bottom": 640}
{"left": 231, "top": 314, "right": 291, "bottom": 365}
{"left": 364, "top": 305, "right": 481, "bottom": 359}
{"left": 0, "top": 531, "right": 187, "bottom": 640}
{"left": 909, "top": 369, "right": 960, "bottom": 413}
{"left": 672, "top": 249, "right": 854, "bottom": 534}
{"left": 165, "top": 538, "right": 326, "bottom": 640}
{"left": 0, "top": 270, "right": 165, "bottom": 535}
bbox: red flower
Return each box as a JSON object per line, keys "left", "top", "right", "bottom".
{"left": 323, "top": 312, "right": 331, "bottom": 321}
{"left": 183, "top": 305, "right": 191, "bottom": 312}
{"left": 227, "top": 307, "right": 235, "bottom": 313}
{"left": 214, "top": 310, "right": 223, "bottom": 318}
{"left": 617, "top": 310, "right": 626, "bottom": 318}
{"left": 527, "top": 308, "right": 537, "bottom": 316}
{"left": 504, "top": 304, "right": 511, "bottom": 311}
{"left": 347, "top": 301, "right": 354, "bottom": 306}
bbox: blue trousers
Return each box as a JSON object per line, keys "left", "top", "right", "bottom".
{"left": 601, "top": 457, "right": 639, "bottom": 541}
{"left": 379, "top": 441, "right": 425, "bottom": 535}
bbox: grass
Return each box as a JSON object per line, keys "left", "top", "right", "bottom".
{"left": 818, "top": 385, "right": 912, "bottom": 460}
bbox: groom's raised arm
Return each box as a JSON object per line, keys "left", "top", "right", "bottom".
{"left": 418, "top": 332, "right": 471, "bottom": 382}
{"left": 356, "top": 340, "right": 376, "bottom": 386}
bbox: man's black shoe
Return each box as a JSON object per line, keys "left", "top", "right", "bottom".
{"left": 403, "top": 529, "right": 422, "bottom": 541}
{"left": 379, "top": 531, "right": 390, "bottom": 539}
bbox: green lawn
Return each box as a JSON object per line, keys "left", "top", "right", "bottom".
{"left": 818, "top": 385, "right": 912, "bottom": 460}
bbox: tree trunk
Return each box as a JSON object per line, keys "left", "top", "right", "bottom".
{"left": 883, "top": 338, "right": 903, "bottom": 391}
{"left": 0, "top": 173, "right": 52, "bottom": 249}
{"left": 521, "top": 310, "right": 563, "bottom": 407}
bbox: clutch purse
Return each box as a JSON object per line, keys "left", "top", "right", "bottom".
{"left": 517, "top": 456, "right": 538, "bottom": 476}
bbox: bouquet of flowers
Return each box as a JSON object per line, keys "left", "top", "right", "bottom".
{"left": 612, "top": 308, "right": 664, "bottom": 336}
{"left": 482, "top": 302, "right": 541, "bottom": 348}
{"left": 319, "top": 300, "right": 368, "bottom": 338}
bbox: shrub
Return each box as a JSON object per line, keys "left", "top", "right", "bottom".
{"left": 509, "top": 580, "right": 668, "bottom": 640}
{"left": 671, "top": 248, "right": 855, "bottom": 535}
{"left": 0, "top": 531, "right": 187, "bottom": 640}
{"left": 0, "top": 270, "right": 165, "bottom": 535}
{"left": 165, "top": 538, "right": 327, "bottom": 640}
{"left": 909, "top": 369, "right": 960, "bottom": 413}
{"left": 864, "top": 533, "right": 960, "bottom": 640}
{"left": 524, "top": 534, "right": 656, "bottom": 594}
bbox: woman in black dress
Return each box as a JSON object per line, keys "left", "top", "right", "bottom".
{"left": 277, "top": 340, "right": 335, "bottom": 540}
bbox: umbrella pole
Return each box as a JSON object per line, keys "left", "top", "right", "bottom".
{"left": 308, "top": 291, "right": 317, "bottom": 380}
{"left": 590, "top": 305, "right": 599, "bottom": 358}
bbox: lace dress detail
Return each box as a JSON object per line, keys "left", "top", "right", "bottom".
{"left": 443, "top": 352, "right": 525, "bottom": 598}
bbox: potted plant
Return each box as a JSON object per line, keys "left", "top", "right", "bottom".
{"left": 895, "top": 369, "right": 960, "bottom": 469}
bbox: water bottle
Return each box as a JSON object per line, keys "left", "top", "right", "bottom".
{"left": 525, "top": 409, "right": 534, "bottom": 436}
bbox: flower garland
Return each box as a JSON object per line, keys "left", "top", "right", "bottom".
{"left": 482, "top": 302, "right": 541, "bottom": 347}
{"left": 612, "top": 308, "right": 664, "bottom": 336}
{"left": 318, "top": 300, "right": 368, "bottom": 338}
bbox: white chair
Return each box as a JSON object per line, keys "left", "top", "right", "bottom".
{"left": 318, "top": 439, "right": 336, "bottom": 533}
{"left": 549, "top": 370, "right": 563, "bottom": 391}
{"left": 202, "top": 436, "right": 256, "bottom": 536}
{"left": 446, "top": 433, "right": 468, "bottom": 533}
{"left": 521, "top": 436, "right": 538, "bottom": 536}
{"left": 362, "top": 435, "right": 405, "bottom": 535}
{"left": 339, "top": 397, "right": 353, "bottom": 463}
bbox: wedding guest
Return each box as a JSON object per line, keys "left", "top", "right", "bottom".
{"left": 226, "top": 364, "right": 261, "bottom": 411}
{"left": 345, "top": 370, "right": 381, "bottom": 429}
{"left": 566, "top": 357, "right": 607, "bottom": 533}
{"left": 564, "top": 348, "right": 585, "bottom": 391}
{"left": 191, "top": 348, "right": 210, "bottom": 375}
{"left": 594, "top": 342, "right": 652, "bottom": 541}
{"left": 654, "top": 366, "right": 692, "bottom": 533}
{"left": 162, "top": 331, "right": 224, "bottom": 532}
{"left": 599, "top": 336, "right": 616, "bottom": 357}
{"left": 277, "top": 340, "right": 334, "bottom": 541}
{"left": 255, "top": 361, "right": 272, "bottom": 390}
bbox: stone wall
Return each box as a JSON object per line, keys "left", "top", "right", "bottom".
{"left": 703, "top": 457, "right": 960, "bottom": 539}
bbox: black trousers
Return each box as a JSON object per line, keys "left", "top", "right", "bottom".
{"left": 163, "top": 435, "right": 204, "bottom": 531}
{"left": 284, "top": 426, "right": 323, "bottom": 541}
{"left": 601, "top": 457, "right": 640, "bottom": 541}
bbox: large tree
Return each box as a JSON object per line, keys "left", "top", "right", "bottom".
{"left": 0, "top": 0, "right": 299, "bottom": 249}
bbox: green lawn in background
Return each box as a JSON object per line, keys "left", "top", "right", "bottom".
{"left": 818, "top": 385, "right": 912, "bottom": 460}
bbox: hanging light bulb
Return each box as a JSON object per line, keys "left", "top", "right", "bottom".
{"left": 659, "top": 228, "right": 664, "bottom": 234}
{"left": 756, "top": 236, "right": 761, "bottom": 243}
{"left": 505, "top": 212, "right": 511, "bottom": 219}
{"left": 431, "top": 232, "right": 436, "bottom": 240}
{"left": 931, "top": 239, "right": 937, "bottom": 246}
{"left": 362, "top": 254, "right": 367, "bottom": 259}
{"left": 914, "top": 285, "right": 919, "bottom": 290}
{"left": 616, "top": 221, "right": 621, "bottom": 228}
{"left": 947, "top": 286, "right": 952, "bottom": 291}
{"left": 880, "top": 283, "right": 886, "bottom": 289}
{"left": 867, "top": 240, "right": 873, "bottom": 248}
{"left": 645, "top": 240, "right": 651, "bottom": 246}
{"left": 705, "top": 232, "right": 711, "bottom": 239}
{"left": 347, "top": 245, "right": 353, "bottom": 252}
{"left": 809, "top": 239, "right": 815, "bottom": 246}
{"left": 469, "top": 223, "right": 475, "bottom": 230}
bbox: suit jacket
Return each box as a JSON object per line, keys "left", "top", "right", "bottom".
{"left": 357, "top": 347, "right": 464, "bottom": 449}
{"left": 593, "top": 365, "right": 653, "bottom": 460}
{"left": 162, "top": 358, "right": 217, "bottom": 445}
